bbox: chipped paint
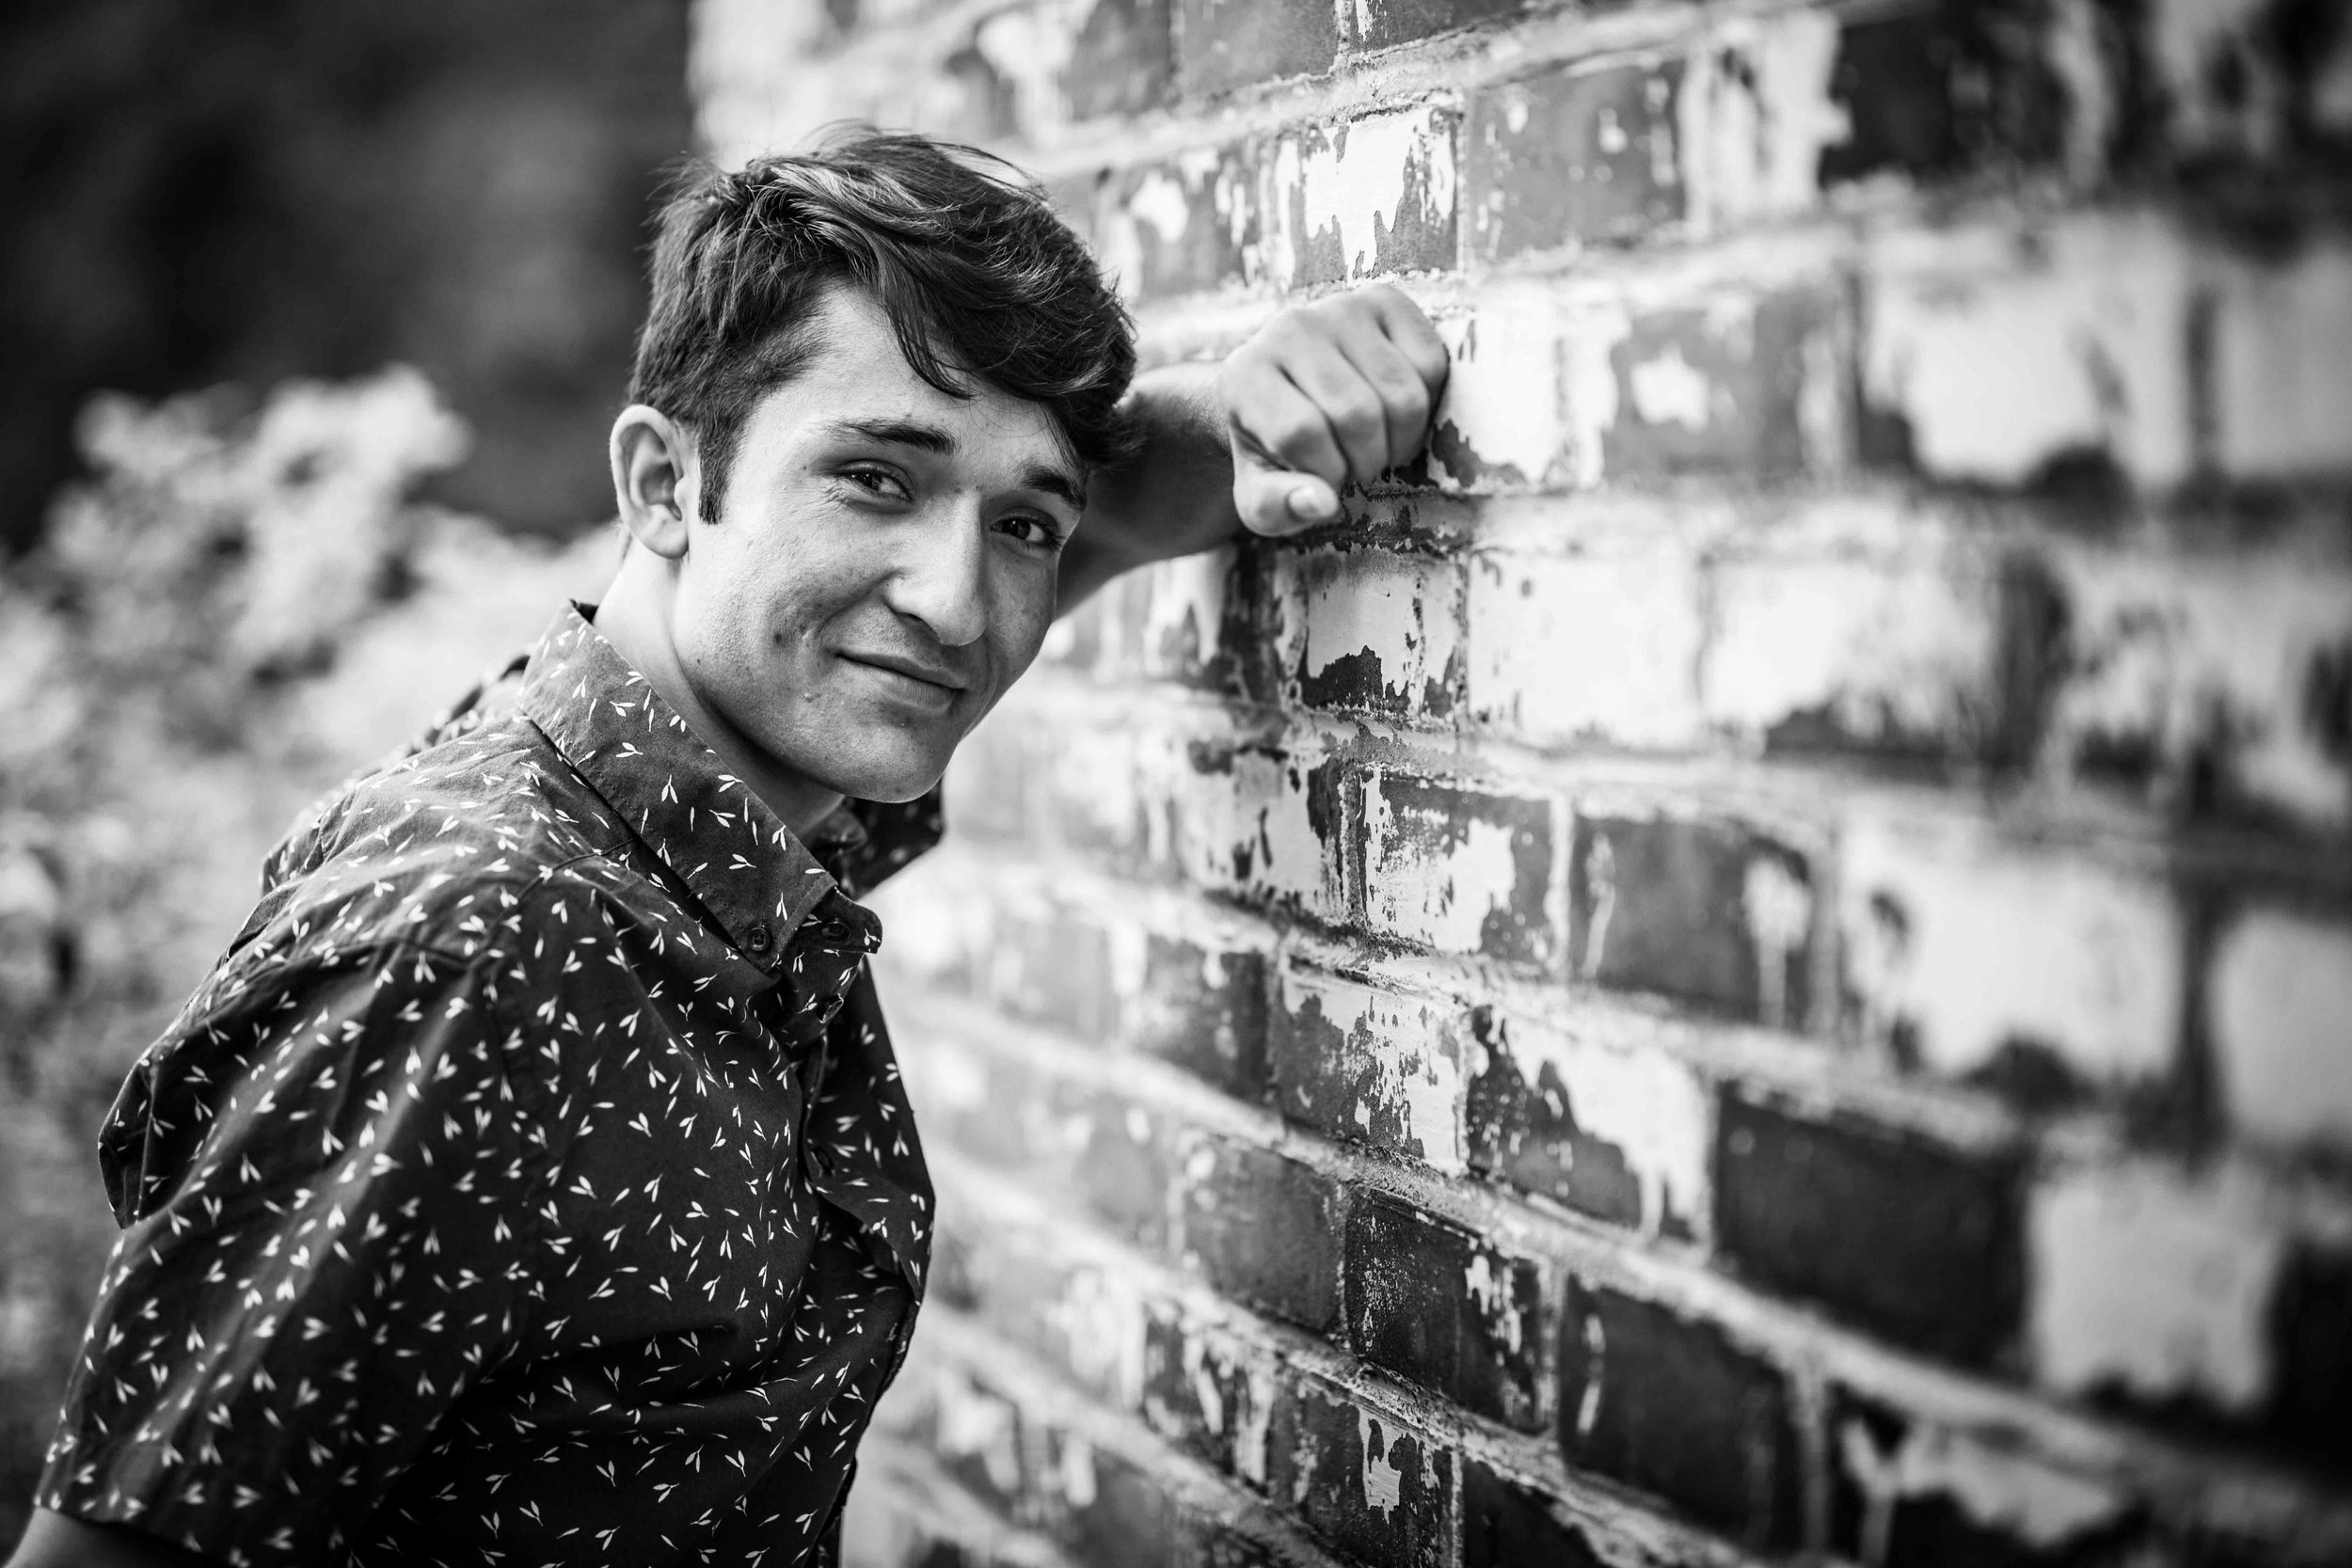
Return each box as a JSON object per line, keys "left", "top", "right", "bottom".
{"left": 1467, "top": 546, "right": 1706, "bottom": 748}
{"left": 1838, "top": 1418, "right": 2128, "bottom": 1566}
{"left": 1490, "top": 1015, "right": 1709, "bottom": 1238}
{"left": 1427, "top": 290, "right": 1577, "bottom": 487}
{"left": 1267, "top": 104, "right": 1457, "bottom": 286}
{"left": 2050, "top": 551, "right": 2352, "bottom": 830}
{"left": 1363, "top": 772, "right": 1550, "bottom": 959}
{"left": 1677, "top": 10, "right": 1850, "bottom": 235}
{"left": 1137, "top": 547, "right": 1232, "bottom": 678}
{"left": 1627, "top": 341, "right": 1715, "bottom": 431}
{"left": 1235, "top": 1354, "right": 1276, "bottom": 1486}
{"left": 1861, "top": 218, "right": 2195, "bottom": 487}
{"left": 933, "top": 1369, "right": 1023, "bottom": 1495}
{"left": 1464, "top": 1253, "right": 1526, "bottom": 1354}
{"left": 1282, "top": 549, "right": 1462, "bottom": 715}
{"left": 1277, "top": 966, "right": 1467, "bottom": 1170}
{"left": 1842, "top": 814, "right": 2182, "bottom": 1087}
{"left": 1561, "top": 297, "right": 1634, "bottom": 488}
{"left": 2028, "top": 1159, "right": 2286, "bottom": 1412}
{"left": 2210, "top": 908, "right": 2352, "bottom": 1152}
{"left": 1359, "top": 1411, "right": 1407, "bottom": 1518}
{"left": 1172, "top": 746, "right": 1342, "bottom": 913}
{"left": 1046, "top": 1267, "right": 1147, "bottom": 1408}
{"left": 1055, "top": 1433, "right": 1098, "bottom": 1508}
{"left": 972, "top": 0, "right": 1086, "bottom": 140}
{"left": 1700, "top": 551, "right": 1999, "bottom": 750}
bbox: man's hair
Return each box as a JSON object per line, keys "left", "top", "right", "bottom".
{"left": 628, "top": 126, "right": 1136, "bottom": 519}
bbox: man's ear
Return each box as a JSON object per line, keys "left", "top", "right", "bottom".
{"left": 610, "top": 404, "right": 700, "bottom": 561}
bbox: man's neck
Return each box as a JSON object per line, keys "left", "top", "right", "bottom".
{"left": 591, "top": 568, "right": 848, "bottom": 841}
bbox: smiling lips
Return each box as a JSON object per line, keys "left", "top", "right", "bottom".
{"left": 839, "top": 649, "right": 968, "bottom": 713}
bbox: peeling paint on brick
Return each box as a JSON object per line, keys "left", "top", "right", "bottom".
{"left": 1840, "top": 815, "right": 2182, "bottom": 1096}
{"left": 2049, "top": 552, "right": 2352, "bottom": 830}
{"left": 1277, "top": 547, "right": 1464, "bottom": 717}
{"left": 1678, "top": 11, "right": 1849, "bottom": 236}
{"left": 2210, "top": 906, "right": 2352, "bottom": 1154}
{"left": 1427, "top": 291, "right": 1576, "bottom": 488}
{"left": 2027, "top": 1159, "right": 2287, "bottom": 1414}
{"left": 1272, "top": 965, "right": 1468, "bottom": 1170}
{"left": 1467, "top": 545, "right": 1706, "bottom": 748}
{"left": 1362, "top": 770, "right": 1561, "bottom": 964}
{"left": 1860, "top": 218, "right": 2196, "bottom": 489}
{"left": 1467, "top": 1010, "right": 1708, "bottom": 1238}
{"left": 1267, "top": 103, "right": 1460, "bottom": 288}
{"left": 1833, "top": 1397, "right": 2136, "bottom": 1567}
{"left": 2213, "top": 244, "right": 2352, "bottom": 481}
{"left": 1467, "top": 62, "right": 1683, "bottom": 261}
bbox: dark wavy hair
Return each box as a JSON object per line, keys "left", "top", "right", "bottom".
{"left": 628, "top": 127, "right": 1136, "bottom": 520}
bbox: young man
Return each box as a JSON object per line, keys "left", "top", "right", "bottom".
{"left": 10, "top": 129, "right": 1448, "bottom": 1567}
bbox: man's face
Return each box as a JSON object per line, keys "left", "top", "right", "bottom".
{"left": 667, "top": 285, "right": 1083, "bottom": 805}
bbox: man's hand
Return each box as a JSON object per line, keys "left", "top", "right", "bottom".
{"left": 1215, "top": 283, "right": 1451, "bottom": 536}
{"left": 1058, "top": 283, "right": 1450, "bottom": 610}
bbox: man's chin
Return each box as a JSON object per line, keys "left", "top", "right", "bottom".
{"left": 803, "top": 742, "right": 952, "bottom": 805}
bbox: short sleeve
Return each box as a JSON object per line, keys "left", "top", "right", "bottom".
{"left": 37, "top": 941, "right": 548, "bottom": 1566}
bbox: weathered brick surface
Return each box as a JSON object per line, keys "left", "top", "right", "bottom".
{"left": 1343, "top": 1188, "right": 1543, "bottom": 1429}
{"left": 702, "top": 0, "right": 2352, "bottom": 1562}
{"left": 1556, "top": 1279, "right": 1804, "bottom": 1550}
{"left": 1715, "top": 1092, "right": 2026, "bottom": 1368}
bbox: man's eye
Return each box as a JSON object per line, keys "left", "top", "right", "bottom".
{"left": 996, "top": 514, "right": 1064, "bottom": 550}
{"left": 842, "top": 466, "right": 909, "bottom": 500}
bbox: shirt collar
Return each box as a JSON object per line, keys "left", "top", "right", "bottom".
{"left": 516, "top": 603, "right": 873, "bottom": 970}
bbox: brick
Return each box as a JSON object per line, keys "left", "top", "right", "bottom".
{"left": 1174, "top": 0, "right": 1334, "bottom": 98}
{"left": 2049, "top": 551, "right": 2352, "bottom": 832}
{"left": 1268, "top": 1374, "right": 1454, "bottom": 1568}
{"left": 2209, "top": 906, "right": 2352, "bottom": 1157}
{"left": 943, "top": 707, "right": 1037, "bottom": 841}
{"left": 1264, "top": 103, "right": 1460, "bottom": 289}
{"left": 2026, "top": 1158, "right": 2287, "bottom": 1419}
{"left": 1111, "top": 546, "right": 1265, "bottom": 696}
{"left": 1140, "top": 1306, "right": 1278, "bottom": 1483}
{"left": 1570, "top": 812, "right": 1817, "bottom": 1029}
{"left": 903, "top": 1029, "right": 1053, "bottom": 1172}
{"left": 1839, "top": 816, "right": 2185, "bottom": 1101}
{"left": 1344, "top": 0, "right": 1521, "bottom": 55}
{"left": 1273, "top": 547, "right": 1464, "bottom": 720}
{"left": 945, "top": 1212, "right": 1151, "bottom": 1408}
{"left": 2214, "top": 243, "right": 2352, "bottom": 481}
{"left": 1701, "top": 546, "right": 2067, "bottom": 769}
{"left": 1424, "top": 288, "right": 1574, "bottom": 489}
{"left": 1177, "top": 1136, "right": 1342, "bottom": 1334}
{"left": 1676, "top": 10, "right": 1862, "bottom": 235}
{"left": 2268, "top": 1243, "right": 2352, "bottom": 1469}
{"left": 1816, "top": 4, "right": 2071, "bottom": 191}
{"left": 1464, "top": 1009, "right": 1708, "bottom": 1239}
{"left": 1270, "top": 964, "right": 1469, "bottom": 1171}
{"left": 1466, "top": 61, "right": 1684, "bottom": 262}
{"left": 1828, "top": 1389, "right": 2145, "bottom": 1567}
{"left": 1099, "top": 148, "right": 1258, "bottom": 302}
{"left": 1127, "top": 925, "right": 1272, "bottom": 1097}
{"left": 1859, "top": 217, "right": 2198, "bottom": 490}
{"left": 1598, "top": 286, "right": 1841, "bottom": 480}
{"left": 932, "top": 1361, "right": 1030, "bottom": 1507}
{"left": 1168, "top": 741, "right": 1354, "bottom": 919}
{"left": 1074, "top": 1089, "right": 1178, "bottom": 1249}
{"left": 1556, "top": 1280, "right": 1803, "bottom": 1549}
{"left": 1360, "top": 770, "right": 1563, "bottom": 965}
{"left": 1460, "top": 1462, "right": 1608, "bottom": 1568}
{"left": 1343, "top": 1188, "right": 1544, "bottom": 1429}
{"left": 1064, "top": 0, "right": 1174, "bottom": 121}
{"left": 1465, "top": 544, "right": 1705, "bottom": 748}
{"left": 1715, "top": 1093, "right": 2026, "bottom": 1367}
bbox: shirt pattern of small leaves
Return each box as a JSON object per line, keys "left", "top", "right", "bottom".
{"left": 38, "top": 604, "right": 940, "bottom": 1566}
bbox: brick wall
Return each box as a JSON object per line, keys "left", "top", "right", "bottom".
{"left": 692, "top": 2, "right": 2352, "bottom": 1563}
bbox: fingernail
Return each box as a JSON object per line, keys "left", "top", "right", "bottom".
{"left": 1289, "top": 485, "right": 1339, "bottom": 520}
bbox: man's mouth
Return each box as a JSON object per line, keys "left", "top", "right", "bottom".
{"left": 839, "top": 650, "right": 967, "bottom": 711}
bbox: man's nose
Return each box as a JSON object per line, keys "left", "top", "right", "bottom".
{"left": 879, "top": 500, "right": 989, "bottom": 648}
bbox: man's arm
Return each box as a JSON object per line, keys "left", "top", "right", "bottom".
{"left": 1058, "top": 282, "right": 1450, "bottom": 610}
{"left": 8, "top": 1509, "right": 217, "bottom": 1568}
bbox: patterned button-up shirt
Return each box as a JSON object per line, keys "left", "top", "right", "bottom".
{"left": 37, "top": 605, "right": 939, "bottom": 1566}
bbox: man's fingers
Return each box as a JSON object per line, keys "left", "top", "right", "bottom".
{"left": 1259, "top": 316, "right": 1393, "bottom": 483}
{"left": 1230, "top": 443, "right": 1339, "bottom": 536}
{"left": 1359, "top": 282, "right": 1452, "bottom": 393}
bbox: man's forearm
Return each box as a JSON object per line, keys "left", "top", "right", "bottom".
{"left": 1058, "top": 361, "right": 1240, "bottom": 612}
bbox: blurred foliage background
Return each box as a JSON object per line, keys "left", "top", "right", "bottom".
{"left": 0, "top": 1, "right": 689, "bottom": 1543}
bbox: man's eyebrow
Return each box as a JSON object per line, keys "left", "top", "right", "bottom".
{"left": 826, "top": 417, "right": 1087, "bottom": 511}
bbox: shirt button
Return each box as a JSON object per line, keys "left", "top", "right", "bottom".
{"left": 744, "top": 920, "right": 773, "bottom": 956}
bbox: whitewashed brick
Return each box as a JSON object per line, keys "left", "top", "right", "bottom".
{"left": 2213, "top": 243, "right": 2352, "bottom": 480}
{"left": 1701, "top": 549, "right": 2003, "bottom": 752}
{"left": 1260, "top": 101, "right": 1457, "bottom": 288}
{"left": 1359, "top": 769, "right": 1563, "bottom": 966}
{"left": 1466, "top": 546, "right": 1705, "bottom": 748}
{"left": 2210, "top": 907, "right": 2352, "bottom": 1154}
{"left": 1860, "top": 216, "right": 2197, "bottom": 489}
{"left": 1274, "top": 548, "right": 1462, "bottom": 718}
{"left": 1274, "top": 965, "right": 1469, "bottom": 1172}
{"left": 1841, "top": 815, "right": 2185, "bottom": 1088}
{"left": 2028, "top": 1158, "right": 2287, "bottom": 1414}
